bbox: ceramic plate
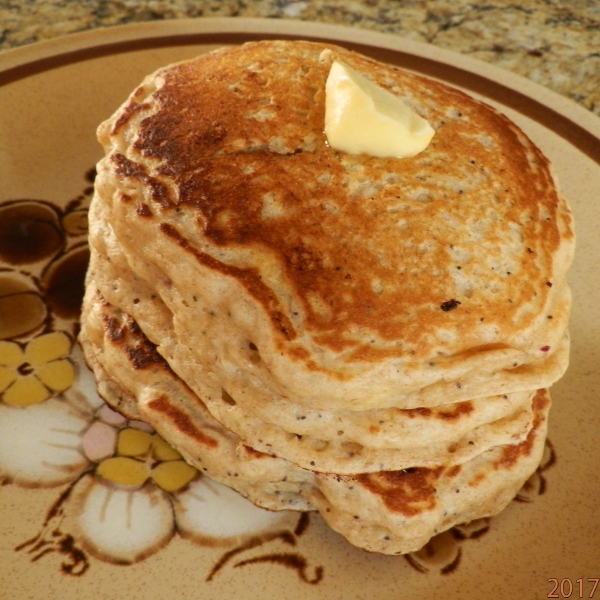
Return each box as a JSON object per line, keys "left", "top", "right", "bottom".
{"left": 1, "top": 18, "right": 598, "bottom": 600}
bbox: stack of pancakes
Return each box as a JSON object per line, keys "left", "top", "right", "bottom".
{"left": 79, "top": 41, "right": 574, "bottom": 555}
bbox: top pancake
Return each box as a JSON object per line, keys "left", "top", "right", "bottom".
{"left": 94, "top": 40, "right": 574, "bottom": 410}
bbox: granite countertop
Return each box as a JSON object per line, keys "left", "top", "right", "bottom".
{"left": 1, "top": 0, "right": 599, "bottom": 117}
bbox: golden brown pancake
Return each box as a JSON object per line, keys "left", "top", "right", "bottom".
{"left": 80, "top": 40, "right": 574, "bottom": 555}
{"left": 91, "top": 40, "right": 573, "bottom": 412}
{"left": 80, "top": 284, "right": 551, "bottom": 554}
{"left": 85, "top": 238, "right": 541, "bottom": 474}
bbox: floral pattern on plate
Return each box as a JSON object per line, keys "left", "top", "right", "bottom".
{"left": 0, "top": 169, "right": 555, "bottom": 583}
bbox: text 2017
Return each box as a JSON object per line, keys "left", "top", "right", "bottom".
{"left": 548, "top": 578, "right": 599, "bottom": 598}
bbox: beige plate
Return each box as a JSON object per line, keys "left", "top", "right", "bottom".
{"left": 1, "top": 18, "right": 599, "bottom": 600}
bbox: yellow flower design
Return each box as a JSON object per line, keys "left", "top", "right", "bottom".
{"left": 96, "top": 427, "right": 198, "bottom": 493}
{"left": 0, "top": 332, "right": 75, "bottom": 406}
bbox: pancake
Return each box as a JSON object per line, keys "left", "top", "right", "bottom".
{"left": 91, "top": 40, "right": 574, "bottom": 413}
{"left": 86, "top": 232, "right": 541, "bottom": 474}
{"left": 80, "top": 283, "right": 314, "bottom": 512}
{"left": 80, "top": 39, "right": 574, "bottom": 555}
{"left": 309, "top": 388, "right": 550, "bottom": 554}
{"left": 80, "top": 284, "right": 551, "bottom": 554}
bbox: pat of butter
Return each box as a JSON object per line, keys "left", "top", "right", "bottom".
{"left": 324, "top": 61, "right": 435, "bottom": 158}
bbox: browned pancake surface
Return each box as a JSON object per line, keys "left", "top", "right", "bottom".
{"left": 100, "top": 41, "right": 574, "bottom": 373}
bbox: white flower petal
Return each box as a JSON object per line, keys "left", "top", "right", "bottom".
{"left": 75, "top": 478, "right": 174, "bottom": 563}
{"left": 173, "top": 477, "right": 295, "bottom": 541}
{"left": 0, "top": 399, "right": 90, "bottom": 486}
{"left": 70, "top": 345, "right": 104, "bottom": 411}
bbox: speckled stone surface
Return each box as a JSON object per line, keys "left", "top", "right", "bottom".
{"left": 1, "top": 0, "right": 599, "bottom": 116}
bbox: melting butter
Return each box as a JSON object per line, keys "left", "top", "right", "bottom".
{"left": 324, "top": 61, "right": 435, "bottom": 158}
